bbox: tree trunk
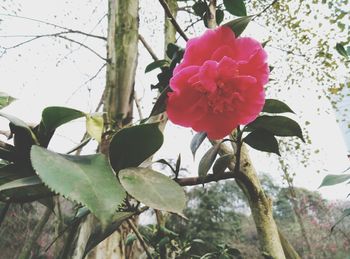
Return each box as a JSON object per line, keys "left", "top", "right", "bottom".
{"left": 65, "top": 0, "right": 139, "bottom": 258}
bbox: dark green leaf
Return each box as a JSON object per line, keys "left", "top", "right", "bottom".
{"left": 109, "top": 123, "right": 163, "bottom": 172}
{"left": 84, "top": 211, "right": 135, "bottom": 255}
{"left": 190, "top": 132, "right": 207, "bottom": 159}
{"left": 149, "top": 86, "right": 171, "bottom": 117}
{"left": 166, "top": 43, "right": 182, "bottom": 60}
{"left": 244, "top": 130, "right": 280, "bottom": 155}
{"left": 319, "top": 174, "right": 350, "bottom": 188}
{"left": 223, "top": 16, "right": 252, "bottom": 37}
{"left": 145, "top": 60, "right": 169, "bottom": 73}
{"left": 0, "top": 112, "right": 38, "bottom": 143}
{"left": 192, "top": 1, "right": 208, "bottom": 17}
{"left": 216, "top": 9, "right": 224, "bottom": 25}
{"left": 0, "top": 92, "right": 16, "bottom": 109}
{"left": 247, "top": 115, "right": 304, "bottom": 141}
{"left": 40, "top": 106, "right": 85, "bottom": 132}
{"left": 198, "top": 143, "right": 220, "bottom": 178}
{"left": 155, "top": 159, "right": 176, "bottom": 174}
{"left": 262, "top": 99, "right": 294, "bottom": 114}
{"left": 213, "top": 154, "right": 234, "bottom": 175}
{"left": 223, "top": 0, "right": 247, "bottom": 16}
{"left": 119, "top": 168, "right": 186, "bottom": 215}
{"left": 335, "top": 43, "right": 348, "bottom": 58}
{"left": 30, "top": 146, "right": 126, "bottom": 226}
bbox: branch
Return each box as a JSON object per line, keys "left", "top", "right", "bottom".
{"left": 253, "top": 0, "right": 278, "bottom": 20}
{"left": 176, "top": 172, "right": 235, "bottom": 186}
{"left": 0, "top": 13, "right": 106, "bottom": 40}
{"left": 138, "top": 34, "right": 159, "bottom": 61}
{"left": 1, "top": 32, "right": 107, "bottom": 61}
{"left": 57, "top": 35, "right": 107, "bottom": 61}
{"left": 158, "top": 0, "right": 189, "bottom": 42}
{"left": 127, "top": 219, "right": 154, "bottom": 259}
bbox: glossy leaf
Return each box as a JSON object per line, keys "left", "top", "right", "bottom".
{"left": 0, "top": 92, "right": 16, "bottom": 109}
{"left": 319, "top": 174, "right": 350, "bottom": 188}
{"left": 213, "top": 154, "right": 233, "bottom": 175}
{"left": 198, "top": 143, "right": 220, "bottom": 178}
{"left": 86, "top": 113, "right": 103, "bottom": 142}
{"left": 244, "top": 130, "right": 280, "bottom": 155}
{"left": 0, "top": 112, "right": 38, "bottom": 143}
{"left": 40, "top": 106, "right": 85, "bottom": 132}
{"left": 84, "top": 211, "right": 135, "bottom": 256}
{"left": 223, "top": 0, "right": 247, "bottom": 16}
{"left": 149, "top": 86, "right": 171, "bottom": 117}
{"left": 224, "top": 16, "right": 252, "bottom": 37}
{"left": 145, "top": 60, "right": 169, "bottom": 73}
{"left": 216, "top": 9, "right": 224, "bottom": 25}
{"left": 109, "top": 123, "right": 163, "bottom": 172}
{"left": 30, "top": 146, "right": 126, "bottom": 226}
{"left": 247, "top": 115, "right": 304, "bottom": 141}
{"left": 190, "top": 132, "right": 207, "bottom": 159}
{"left": 119, "top": 167, "right": 186, "bottom": 215}
{"left": 192, "top": 1, "right": 208, "bottom": 17}
{"left": 335, "top": 43, "right": 348, "bottom": 58}
{"left": 262, "top": 99, "right": 294, "bottom": 114}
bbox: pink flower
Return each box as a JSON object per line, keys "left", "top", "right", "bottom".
{"left": 166, "top": 26, "right": 269, "bottom": 139}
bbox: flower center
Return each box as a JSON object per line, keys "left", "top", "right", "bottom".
{"left": 207, "top": 80, "right": 243, "bottom": 114}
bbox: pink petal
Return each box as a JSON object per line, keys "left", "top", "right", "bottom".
{"left": 170, "top": 66, "right": 199, "bottom": 92}
{"left": 199, "top": 61, "right": 218, "bottom": 92}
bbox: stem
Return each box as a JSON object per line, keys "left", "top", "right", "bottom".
{"left": 0, "top": 202, "right": 10, "bottom": 228}
{"left": 127, "top": 219, "right": 153, "bottom": 259}
{"left": 158, "top": 0, "right": 188, "bottom": 41}
{"left": 139, "top": 34, "right": 159, "bottom": 61}
{"left": 18, "top": 207, "right": 51, "bottom": 259}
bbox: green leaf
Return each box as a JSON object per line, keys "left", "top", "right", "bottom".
{"left": 247, "top": 115, "right": 304, "bottom": 141}
{"left": 40, "top": 106, "right": 85, "bottom": 132}
{"left": 0, "top": 176, "right": 42, "bottom": 192}
{"left": 109, "top": 123, "right": 163, "bottom": 172}
{"left": 119, "top": 167, "right": 186, "bottom": 215}
{"left": 262, "top": 99, "right": 294, "bottom": 114}
{"left": 198, "top": 143, "right": 220, "bottom": 178}
{"left": 223, "top": 0, "right": 247, "bottom": 16}
{"left": 319, "top": 174, "right": 350, "bottom": 188}
{"left": 213, "top": 154, "right": 233, "bottom": 175}
{"left": 223, "top": 16, "right": 252, "bottom": 37}
{"left": 30, "top": 146, "right": 126, "bottom": 226}
{"left": 190, "top": 132, "right": 207, "bottom": 159}
{"left": 0, "top": 175, "right": 52, "bottom": 203}
{"left": 192, "top": 1, "right": 208, "bottom": 17}
{"left": 244, "top": 130, "right": 280, "bottom": 155}
{"left": 84, "top": 211, "right": 136, "bottom": 256}
{"left": 0, "top": 112, "right": 38, "bottom": 143}
{"left": 0, "top": 92, "right": 16, "bottom": 109}
{"left": 216, "top": 9, "right": 224, "bottom": 25}
{"left": 145, "top": 60, "right": 169, "bottom": 73}
{"left": 335, "top": 43, "right": 348, "bottom": 58}
{"left": 149, "top": 86, "right": 171, "bottom": 117}
{"left": 86, "top": 113, "right": 103, "bottom": 143}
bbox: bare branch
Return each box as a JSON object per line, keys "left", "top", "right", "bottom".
{"left": 0, "top": 13, "right": 106, "bottom": 40}
{"left": 158, "top": 0, "right": 189, "bottom": 42}
{"left": 175, "top": 172, "right": 235, "bottom": 186}
{"left": 138, "top": 34, "right": 159, "bottom": 61}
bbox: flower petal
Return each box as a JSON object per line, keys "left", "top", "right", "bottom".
{"left": 170, "top": 66, "right": 199, "bottom": 92}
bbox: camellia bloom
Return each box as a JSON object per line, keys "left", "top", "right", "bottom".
{"left": 166, "top": 26, "right": 269, "bottom": 139}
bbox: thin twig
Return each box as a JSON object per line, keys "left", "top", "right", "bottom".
{"left": 57, "top": 35, "right": 107, "bottom": 61}
{"left": 158, "top": 0, "right": 189, "bottom": 42}
{"left": 138, "top": 34, "right": 159, "bottom": 61}
{"left": 127, "top": 219, "right": 153, "bottom": 259}
{"left": 134, "top": 90, "right": 144, "bottom": 120}
{"left": 252, "top": 0, "right": 278, "bottom": 21}
{"left": 0, "top": 13, "right": 106, "bottom": 40}
{"left": 175, "top": 172, "right": 235, "bottom": 186}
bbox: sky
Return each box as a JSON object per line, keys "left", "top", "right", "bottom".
{"left": 0, "top": 0, "right": 349, "bottom": 200}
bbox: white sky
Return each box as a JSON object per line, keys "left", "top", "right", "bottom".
{"left": 0, "top": 0, "right": 349, "bottom": 200}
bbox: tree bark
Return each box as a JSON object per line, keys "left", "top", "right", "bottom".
{"left": 65, "top": 1, "right": 139, "bottom": 258}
